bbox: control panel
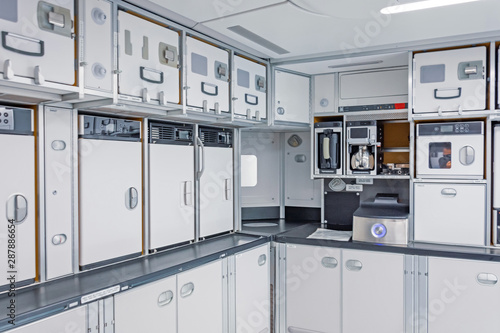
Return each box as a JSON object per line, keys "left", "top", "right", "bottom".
{"left": 0, "top": 109, "right": 14, "bottom": 130}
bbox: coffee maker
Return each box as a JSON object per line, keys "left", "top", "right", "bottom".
{"left": 347, "top": 120, "right": 377, "bottom": 175}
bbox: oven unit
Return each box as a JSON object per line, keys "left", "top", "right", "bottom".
{"left": 416, "top": 121, "right": 484, "bottom": 179}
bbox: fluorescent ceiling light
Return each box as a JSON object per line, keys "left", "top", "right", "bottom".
{"left": 380, "top": 0, "right": 479, "bottom": 14}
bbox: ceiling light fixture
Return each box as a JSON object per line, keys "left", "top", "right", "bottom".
{"left": 380, "top": 0, "right": 479, "bottom": 14}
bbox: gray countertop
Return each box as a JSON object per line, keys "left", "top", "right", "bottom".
{"left": 275, "top": 223, "right": 500, "bottom": 262}
{"left": 239, "top": 219, "right": 311, "bottom": 236}
{"left": 0, "top": 233, "right": 268, "bottom": 331}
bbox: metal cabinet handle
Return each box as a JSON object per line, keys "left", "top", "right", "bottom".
{"left": 258, "top": 254, "right": 267, "bottom": 266}
{"left": 184, "top": 181, "right": 193, "bottom": 206}
{"left": 140, "top": 66, "right": 164, "bottom": 84}
{"left": 125, "top": 187, "right": 139, "bottom": 209}
{"left": 157, "top": 290, "right": 174, "bottom": 307}
{"left": 477, "top": 273, "right": 498, "bottom": 286}
{"left": 434, "top": 87, "right": 462, "bottom": 100}
{"left": 321, "top": 257, "right": 338, "bottom": 269}
{"left": 225, "top": 178, "right": 232, "bottom": 201}
{"left": 441, "top": 188, "right": 457, "bottom": 197}
{"left": 245, "top": 94, "right": 258, "bottom": 106}
{"left": 180, "top": 282, "right": 195, "bottom": 298}
{"left": 2, "top": 31, "right": 45, "bottom": 57}
{"left": 345, "top": 259, "right": 363, "bottom": 272}
{"left": 6, "top": 194, "right": 28, "bottom": 224}
{"left": 201, "top": 82, "right": 218, "bottom": 96}
{"left": 197, "top": 137, "right": 205, "bottom": 180}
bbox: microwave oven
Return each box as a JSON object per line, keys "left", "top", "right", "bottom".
{"left": 416, "top": 121, "right": 484, "bottom": 179}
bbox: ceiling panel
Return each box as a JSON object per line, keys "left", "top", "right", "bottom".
{"left": 277, "top": 52, "right": 409, "bottom": 75}
{"left": 202, "top": 0, "right": 500, "bottom": 60}
{"left": 146, "top": 0, "right": 284, "bottom": 23}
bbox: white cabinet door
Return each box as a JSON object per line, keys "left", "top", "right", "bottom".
{"left": 149, "top": 144, "right": 194, "bottom": 249}
{"left": 428, "top": 257, "right": 500, "bottom": 332}
{"left": 177, "top": 260, "right": 224, "bottom": 333}
{"left": 79, "top": 139, "right": 142, "bottom": 268}
{"left": 286, "top": 244, "right": 341, "bottom": 333}
{"left": 82, "top": 0, "right": 113, "bottom": 92}
{"left": 233, "top": 55, "right": 267, "bottom": 120}
{"left": 9, "top": 307, "right": 87, "bottom": 333}
{"left": 186, "top": 37, "right": 229, "bottom": 113}
{"left": 115, "top": 275, "right": 177, "bottom": 333}
{"left": 200, "top": 147, "right": 233, "bottom": 238}
{"left": 44, "top": 107, "right": 73, "bottom": 279}
{"left": 0, "top": 0, "right": 75, "bottom": 85}
{"left": 275, "top": 71, "right": 310, "bottom": 124}
{"left": 314, "top": 74, "right": 335, "bottom": 113}
{"left": 235, "top": 244, "right": 270, "bottom": 333}
{"left": 118, "top": 11, "right": 180, "bottom": 103}
{"left": 0, "top": 133, "right": 36, "bottom": 287}
{"left": 342, "top": 250, "right": 404, "bottom": 333}
{"left": 414, "top": 183, "right": 486, "bottom": 246}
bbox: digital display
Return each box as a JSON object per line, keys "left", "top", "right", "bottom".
{"left": 441, "top": 125, "right": 454, "bottom": 133}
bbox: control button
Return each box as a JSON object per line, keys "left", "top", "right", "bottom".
{"left": 3, "top": 113, "right": 8, "bottom": 117}
{"left": 371, "top": 223, "right": 387, "bottom": 238}
{"left": 4, "top": 119, "right": 8, "bottom": 124}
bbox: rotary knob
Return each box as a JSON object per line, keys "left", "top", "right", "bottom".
{"left": 371, "top": 223, "right": 387, "bottom": 238}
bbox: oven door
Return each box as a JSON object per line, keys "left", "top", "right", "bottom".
{"left": 416, "top": 134, "right": 484, "bottom": 179}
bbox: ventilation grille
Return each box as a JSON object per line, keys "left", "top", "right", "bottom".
{"left": 200, "top": 127, "right": 232, "bottom": 147}
{"left": 227, "top": 25, "right": 290, "bottom": 55}
{"left": 151, "top": 124, "right": 175, "bottom": 141}
{"left": 149, "top": 122, "right": 193, "bottom": 144}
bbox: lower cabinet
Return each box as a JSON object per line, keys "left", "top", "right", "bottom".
{"left": 234, "top": 244, "right": 271, "bottom": 333}
{"left": 177, "top": 259, "right": 225, "bottom": 333}
{"left": 285, "top": 246, "right": 405, "bottom": 333}
{"left": 285, "top": 244, "right": 341, "bottom": 333}
{"left": 8, "top": 307, "right": 87, "bottom": 333}
{"left": 426, "top": 257, "right": 500, "bottom": 333}
{"left": 114, "top": 275, "right": 177, "bottom": 333}
{"left": 342, "top": 250, "right": 405, "bottom": 333}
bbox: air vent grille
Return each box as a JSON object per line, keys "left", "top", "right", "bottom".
{"left": 200, "top": 127, "right": 232, "bottom": 147}
{"left": 149, "top": 122, "right": 193, "bottom": 145}
{"left": 150, "top": 123, "right": 175, "bottom": 141}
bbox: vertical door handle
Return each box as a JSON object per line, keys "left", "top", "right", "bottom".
{"left": 225, "top": 178, "right": 232, "bottom": 200}
{"left": 197, "top": 137, "right": 205, "bottom": 180}
{"left": 441, "top": 188, "right": 457, "bottom": 197}
{"left": 345, "top": 259, "right": 363, "bottom": 271}
{"left": 258, "top": 254, "right": 267, "bottom": 266}
{"left": 459, "top": 145, "right": 475, "bottom": 165}
{"left": 125, "top": 187, "right": 139, "bottom": 209}
{"left": 477, "top": 273, "right": 498, "bottom": 286}
{"left": 321, "top": 257, "right": 338, "bottom": 269}
{"left": 157, "top": 290, "right": 174, "bottom": 307}
{"left": 6, "top": 194, "right": 28, "bottom": 224}
{"left": 180, "top": 282, "right": 195, "bottom": 298}
{"left": 184, "top": 181, "right": 193, "bottom": 206}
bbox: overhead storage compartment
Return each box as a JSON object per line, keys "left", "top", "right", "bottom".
{"left": 186, "top": 36, "right": 230, "bottom": 114}
{"left": 338, "top": 67, "right": 408, "bottom": 112}
{"left": 118, "top": 10, "right": 180, "bottom": 105}
{"left": 0, "top": 0, "right": 76, "bottom": 86}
